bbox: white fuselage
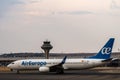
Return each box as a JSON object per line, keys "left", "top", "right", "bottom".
{"left": 7, "top": 58, "right": 106, "bottom": 70}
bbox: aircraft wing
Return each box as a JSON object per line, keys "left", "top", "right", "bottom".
{"left": 49, "top": 56, "right": 67, "bottom": 73}
{"left": 39, "top": 56, "right": 67, "bottom": 74}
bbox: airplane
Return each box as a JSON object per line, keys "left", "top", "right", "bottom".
{"left": 7, "top": 38, "right": 115, "bottom": 74}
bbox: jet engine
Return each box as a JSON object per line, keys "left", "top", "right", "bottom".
{"left": 39, "top": 67, "right": 50, "bottom": 72}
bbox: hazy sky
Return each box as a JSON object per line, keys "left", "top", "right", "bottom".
{"left": 0, "top": 0, "right": 120, "bottom": 54}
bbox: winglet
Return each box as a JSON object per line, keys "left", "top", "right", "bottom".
{"left": 61, "top": 56, "right": 67, "bottom": 64}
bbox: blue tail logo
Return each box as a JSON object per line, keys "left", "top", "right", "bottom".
{"left": 89, "top": 38, "right": 115, "bottom": 59}
{"left": 101, "top": 47, "right": 111, "bottom": 55}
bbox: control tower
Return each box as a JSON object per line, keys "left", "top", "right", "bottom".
{"left": 41, "top": 41, "right": 53, "bottom": 59}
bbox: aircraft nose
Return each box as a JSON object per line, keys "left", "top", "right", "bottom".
{"left": 7, "top": 64, "right": 11, "bottom": 68}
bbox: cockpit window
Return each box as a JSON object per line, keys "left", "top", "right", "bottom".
{"left": 11, "top": 62, "right": 14, "bottom": 64}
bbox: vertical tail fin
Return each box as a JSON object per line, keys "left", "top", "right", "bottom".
{"left": 89, "top": 38, "right": 115, "bottom": 59}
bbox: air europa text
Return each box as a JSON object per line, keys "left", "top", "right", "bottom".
{"left": 21, "top": 61, "right": 47, "bottom": 66}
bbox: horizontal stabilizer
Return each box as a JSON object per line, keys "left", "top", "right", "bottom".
{"left": 102, "top": 58, "right": 113, "bottom": 62}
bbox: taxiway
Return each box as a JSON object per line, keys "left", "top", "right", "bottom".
{"left": 0, "top": 70, "right": 120, "bottom": 80}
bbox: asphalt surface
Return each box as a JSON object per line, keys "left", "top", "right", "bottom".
{"left": 0, "top": 70, "right": 120, "bottom": 80}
